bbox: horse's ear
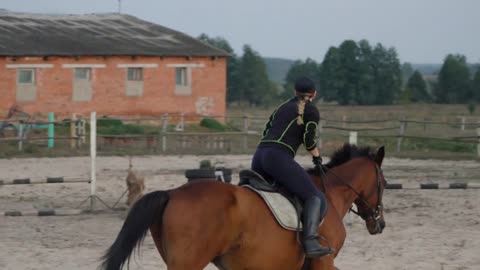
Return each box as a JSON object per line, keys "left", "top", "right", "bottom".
{"left": 375, "top": 146, "right": 385, "bottom": 167}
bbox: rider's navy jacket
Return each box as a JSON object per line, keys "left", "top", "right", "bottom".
{"left": 258, "top": 96, "right": 320, "bottom": 156}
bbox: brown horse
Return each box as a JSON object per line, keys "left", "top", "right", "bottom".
{"left": 101, "top": 144, "right": 387, "bottom": 270}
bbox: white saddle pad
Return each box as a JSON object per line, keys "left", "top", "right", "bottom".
{"left": 244, "top": 185, "right": 301, "bottom": 231}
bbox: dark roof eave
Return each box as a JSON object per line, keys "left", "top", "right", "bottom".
{"left": 0, "top": 52, "right": 229, "bottom": 58}
{"left": 0, "top": 12, "right": 231, "bottom": 57}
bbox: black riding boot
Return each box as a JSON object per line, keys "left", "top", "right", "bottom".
{"left": 302, "top": 196, "right": 335, "bottom": 258}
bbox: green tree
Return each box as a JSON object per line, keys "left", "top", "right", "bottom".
{"left": 319, "top": 40, "right": 401, "bottom": 105}
{"left": 434, "top": 54, "right": 471, "bottom": 103}
{"left": 370, "top": 44, "right": 402, "bottom": 104}
{"left": 472, "top": 68, "right": 480, "bottom": 102}
{"left": 197, "top": 34, "right": 241, "bottom": 103}
{"left": 282, "top": 58, "right": 321, "bottom": 100}
{"left": 336, "top": 40, "right": 361, "bottom": 105}
{"left": 238, "top": 45, "right": 277, "bottom": 106}
{"left": 356, "top": 40, "right": 376, "bottom": 105}
{"left": 405, "top": 70, "right": 431, "bottom": 102}
{"left": 319, "top": 46, "right": 343, "bottom": 102}
{"left": 401, "top": 62, "right": 414, "bottom": 87}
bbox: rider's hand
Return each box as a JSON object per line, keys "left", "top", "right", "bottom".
{"left": 312, "top": 155, "right": 323, "bottom": 167}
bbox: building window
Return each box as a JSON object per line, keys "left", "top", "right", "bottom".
{"left": 126, "top": 68, "right": 144, "bottom": 96}
{"left": 174, "top": 67, "right": 192, "bottom": 96}
{"left": 175, "top": 67, "right": 189, "bottom": 86}
{"left": 17, "top": 69, "right": 35, "bottom": 84}
{"left": 75, "top": 68, "right": 91, "bottom": 80}
{"left": 127, "top": 68, "right": 143, "bottom": 81}
{"left": 16, "top": 69, "right": 37, "bottom": 101}
{"left": 73, "top": 68, "right": 93, "bottom": 102}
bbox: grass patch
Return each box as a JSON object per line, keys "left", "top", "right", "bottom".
{"left": 402, "top": 138, "right": 476, "bottom": 153}
{"left": 97, "top": 118, "right": 123, "bottom": 127}
{"left": 200, "top": 118, "right": 231, "bottom": 131}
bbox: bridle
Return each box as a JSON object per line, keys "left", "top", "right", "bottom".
{"left": 318, "top": 163, "right": 385, "bottom": 221}
{"left": 348, "top": 165, "right": 384, "bottom": 221}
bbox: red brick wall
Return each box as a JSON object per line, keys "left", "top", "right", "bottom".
{"left": 0, "top": 56, "right": 226, "bottom": 119}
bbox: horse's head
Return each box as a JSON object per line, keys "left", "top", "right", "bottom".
{"left": 353, "top": 146, "right": 387, "bottom": 235}
{"left": 310, "top": 144, "right": 388, "bottom": 235}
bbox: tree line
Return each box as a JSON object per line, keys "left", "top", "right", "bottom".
{"left": 198, "top": 34, "right": 480, "bottom": 106}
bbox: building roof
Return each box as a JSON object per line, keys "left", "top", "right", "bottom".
{"left": 0, "top": 11, "right": 228, "bottom": 57}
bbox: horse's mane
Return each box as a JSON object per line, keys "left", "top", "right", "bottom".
{"left": 307, "top": 143, "right": 375, "bottom": 175}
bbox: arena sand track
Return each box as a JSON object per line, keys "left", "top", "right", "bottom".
{"left": 0, "top": 155, "right": 479, "bottom": 270}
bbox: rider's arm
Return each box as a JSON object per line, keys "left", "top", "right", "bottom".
{"left": 262, "top": 112, "right": 275, "bottom": 137}
{"left": 303, "top": 104, "right": 320, "bottom": 153}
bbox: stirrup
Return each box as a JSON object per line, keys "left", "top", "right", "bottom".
{"left": 304, "top": 245, "right": 335, "bottom": 258}
{"left": 303, "top": 238, "right": 335, "bottom": 258}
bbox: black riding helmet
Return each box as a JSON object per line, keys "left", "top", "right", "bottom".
{"left": 295, "top": 77, "right": 315, "bottom": 94}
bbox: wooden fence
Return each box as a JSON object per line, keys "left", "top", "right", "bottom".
{"left": 1, "top": 112, "right": 479, "bottom": 157}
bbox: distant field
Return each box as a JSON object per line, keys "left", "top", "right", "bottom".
{"left": 228, "top": 103, "right": 480, "bottom": 129}
{"left": 230, "top": 103, "right": 479, "bottom": 119}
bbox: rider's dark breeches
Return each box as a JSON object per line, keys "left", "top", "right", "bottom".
{"left": 252, "top": 146, "right": 328, "bottom": 216}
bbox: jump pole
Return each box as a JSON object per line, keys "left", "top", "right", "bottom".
{"left": 90, "top": 111, "right": 97, "bottom": 211}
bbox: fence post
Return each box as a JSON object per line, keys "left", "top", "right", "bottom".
{"left": 342, "top": 115, "right": 347, "bottom": 128}
{"left": 161, "top": 114, "right": 169, "bottom": 152}
{"left": 18, "top": 122, "right": 24, "bottom": 151}
{"left": 175, "top": 113, "right": 185, "bottom": 131}
{"left": 349, "top": 131, "right": 358, "bottom": 145}
{"left": 90, "top": 112, "right": 97, "bottom": 211}
{"left": 47, "top": 112, "right": 54, "bottom": 148}
{"left": 76, "top": 119, "right": 83, "bottom": 147}
{"left": 477, "top": 128, "right": 480, "bottom": 157}
{"left": 397, "top": 117, "right": 406, "bottom": 153}
{"left": 70, "top": 113, "right": 77, "bottom": 149}
{"left": 81, "top": 118, "right": 86, "bottom": 145}
{"left": 460, "top": 117, "right": 466, "bottom": 131}
{"left": 243, "top": 115, "right": 249, "bottom": 151}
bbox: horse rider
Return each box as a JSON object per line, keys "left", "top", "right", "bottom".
{"left": 251, "top": 76, "right": 334, "bottom": 258}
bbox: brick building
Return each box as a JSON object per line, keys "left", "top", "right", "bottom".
{"left": 0, "top": 11, "right": 228, "bottom": 118}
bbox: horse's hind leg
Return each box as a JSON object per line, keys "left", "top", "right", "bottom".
{"left": 151, "top": 223, "right": 211, "bottom": 270}
{"left": 151, "top": 223, "right": 209, "bottom": 270}
{"left": 153, "top": 189, "right": 236, "bottom": 270}
{"left": 150, "top": 223, "right": 167, "bottom": 264}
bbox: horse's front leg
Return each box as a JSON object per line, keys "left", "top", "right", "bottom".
{"left": 309, "top": 256, "right": 337, "bottom": 270}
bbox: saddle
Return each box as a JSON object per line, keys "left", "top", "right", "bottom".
{"left": 238, "top": 170, "right": 303, "bottom": 231}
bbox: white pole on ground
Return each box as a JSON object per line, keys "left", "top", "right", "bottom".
{"left": 90, "top": 112, "right": 97, "bottom": 211}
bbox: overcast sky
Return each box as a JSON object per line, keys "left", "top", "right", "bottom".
{"left": 1, "top": 0, "right": 479, "bottom": 63}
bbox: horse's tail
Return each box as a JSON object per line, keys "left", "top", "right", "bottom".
{"left": 100, "top": 190, "right": 169, "bottom": 270}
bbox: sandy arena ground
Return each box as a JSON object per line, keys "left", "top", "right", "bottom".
{"left": 0, "top": 155, "right": 479, "bottom": 270}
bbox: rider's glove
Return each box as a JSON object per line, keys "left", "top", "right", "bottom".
{"left": 312, "top": 155, "right": 323, "bottom": 167}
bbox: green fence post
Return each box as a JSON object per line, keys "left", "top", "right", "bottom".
{"left": 48, "top": 112, "right": 54, "bottom": 148}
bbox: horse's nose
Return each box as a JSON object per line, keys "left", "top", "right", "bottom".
{"left": 379, "top": 220, "right": 386, "bottom": 230}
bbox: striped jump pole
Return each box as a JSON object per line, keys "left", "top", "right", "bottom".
{"left": 386, "top": 182, "right": 480, "bottom": 190}
{"left": 0, "top": 177, "right": 90, "bottom": 186}
{"left": 3, "top": 208, "right": 84, "bottom": 217}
